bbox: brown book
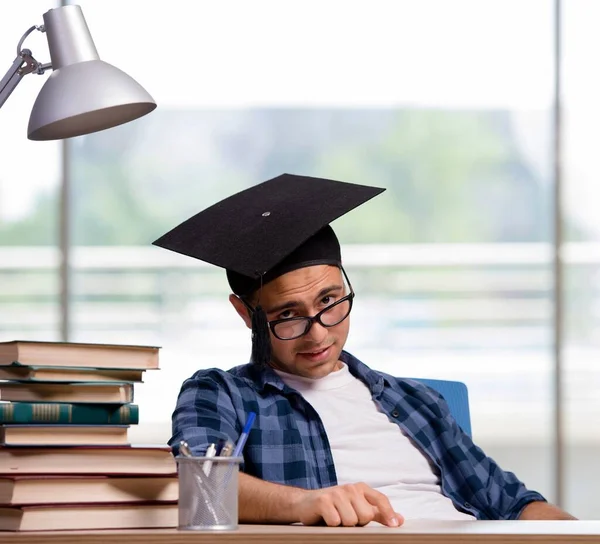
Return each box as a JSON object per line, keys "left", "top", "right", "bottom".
{"left": 0, "top": 341, "right": 160, "bottom": 370}
{"left": 0, "top": 382, "right": 133, "bottom": 403}
{"left": 0, "top": 475, "right": 178, "bottom": 505}
{"left": 0, "top": 425, "right": 129, "bottom": 446}
{"left": 0, "top": 365, "right": 144, "bottom": 383}
{"left": 0, "top": 502, "right": 177, "bottom": 531}
{"left": 0, "top": 445, "right": 177, "bottom": 475}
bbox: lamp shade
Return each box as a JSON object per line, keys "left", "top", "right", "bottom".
{"left": 27, "top": 5, "right": 156, "bottom": 141}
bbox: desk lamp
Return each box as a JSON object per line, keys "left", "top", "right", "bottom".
{"left": 0, "top": 4, "right": 156, "bottom": 140}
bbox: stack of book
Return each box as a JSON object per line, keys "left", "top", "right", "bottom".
{"left": 0, "top": 340, "right": 178, "bottom": 531}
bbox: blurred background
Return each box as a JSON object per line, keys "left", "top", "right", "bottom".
{"left": 1, "top": 0, "right": 598, "bottom": 519}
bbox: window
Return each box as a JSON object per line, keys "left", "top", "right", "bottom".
{"left": 71, "top": 0, "right": 558, "bottom": 508}
{"left": 0, "top": 0, "right": 61, "bottom": 340}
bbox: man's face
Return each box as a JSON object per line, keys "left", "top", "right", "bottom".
{"left": 233, "top": 264, "right": 351, "bottom": 379}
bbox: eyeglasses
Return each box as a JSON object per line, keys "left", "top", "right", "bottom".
{"left": 242, "top": 267, "right": 355, "bottom": 341}
{"left": 269, "top": 291, "right": 354, "bottom": 340}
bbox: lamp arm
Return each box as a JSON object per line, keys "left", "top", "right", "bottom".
{"left": 0, "top": 25, "right": 51, "bottom": 110}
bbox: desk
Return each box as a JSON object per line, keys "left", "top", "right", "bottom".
{"left": 0, "top": 521, "right": 598, "bottom": 544}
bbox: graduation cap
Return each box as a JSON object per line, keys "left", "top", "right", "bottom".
{"left": 153, "top": 173, "right": 385, "bottom": 365}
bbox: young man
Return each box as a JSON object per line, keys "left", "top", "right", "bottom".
{"left": 155, "top": 174, "right": 575, "bottom": 526}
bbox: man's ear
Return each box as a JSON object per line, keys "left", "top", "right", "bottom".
{"left": 229, "top": 294, "right": 253, "bottom": 329}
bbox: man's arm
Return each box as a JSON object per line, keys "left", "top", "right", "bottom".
{"left": 170, "top": 371, "right": 241, "bottom": 456}
{"left": 239, "top": 472, "right": 404, "bottom": 527}
{"left": 518, "top": 501, "right": 577, "bottom": 520}
{"left": 414, "top": 383, "right": 549, "bottom": 520}
{"left": 239, "top": 472, "right": 305, "bottom": 523}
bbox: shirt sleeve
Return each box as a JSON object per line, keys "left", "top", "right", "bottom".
{"left": 169, "top": 370, "right": 241, "bottom": 456}
{"left": 426, "top": 385, "right": 548, "bottom": 520}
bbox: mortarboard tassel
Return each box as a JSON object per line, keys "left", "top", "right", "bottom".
{"left": 251, "top": 305, "right": 272, "bottom": 366}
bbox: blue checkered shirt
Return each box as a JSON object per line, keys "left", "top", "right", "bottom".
{"left": 170, "top": 351, "right": 545, "bottom": 520}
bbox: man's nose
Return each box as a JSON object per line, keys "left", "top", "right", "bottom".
{"left": 306, "top": 320, "right": 328, "bottom": 343}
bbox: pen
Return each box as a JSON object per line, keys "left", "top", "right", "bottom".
{"left": 178, "top": 440, "right": 193, "bottom": 458}
{"left": 219, "top": 441, "right": 234, "bottom": 458}
{"left": 233, "top": 412, "right": 256, "bottom": 457}
{"left": 215, "top": 412, "right": 257, "bottom": 496}
{"left": 178, "top": 440, "right": 220, "bottom": 523}
{"left": 203, "top": 442, "right": 216, "bottom": 476}
{"left": 215, "top": 438, "right": 227, "bottom": 456}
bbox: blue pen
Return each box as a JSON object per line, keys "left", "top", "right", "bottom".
{"left": 233, "top": 412, "right": 256, "bottom": 457}
{"left": 212, "top": 412, "right": 256, "bottom": 514}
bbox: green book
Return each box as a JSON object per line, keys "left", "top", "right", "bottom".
{"left": 0, "top": 403, "right": 139, "bottom": 425}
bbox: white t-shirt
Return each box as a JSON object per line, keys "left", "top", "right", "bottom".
{"left": 274, "top": 363, "right": 475, "bottom": 520}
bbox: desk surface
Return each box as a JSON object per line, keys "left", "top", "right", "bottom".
{"left": 0, "top": 521, "right": 599, "bottom": 544}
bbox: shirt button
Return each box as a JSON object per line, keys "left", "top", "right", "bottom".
{"left": 464, "top": 502, "right": 472, "bottom": 510}
{"left": 391, "top": 410, "right": 400, "bottom": 418}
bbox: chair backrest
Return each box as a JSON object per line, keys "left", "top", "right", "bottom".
{"left": 410, "top": 378, "right": 472, "bottom": 438}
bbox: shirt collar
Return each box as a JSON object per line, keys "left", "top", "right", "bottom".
{"left": 340, "top": 351, "right": 385, "bottom": 395}
{"left": 244, "top": 360, "right": 288, "bottom": 394}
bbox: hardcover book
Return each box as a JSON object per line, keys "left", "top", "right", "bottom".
{"left": 0, "top": 364, "right": 145, "bottom": 383}
{"left": 0, "top": 475, "right": 178, "bottom": 505}
{"left": 0, "top": 445, "right": 177, "bottom": 475}
{"left": 0, "top": 341, "right": 160, "bottom": 370}
{"left": 0, "top": 382, "right": 134, "bottom": 404}
{"left": 0, "top": 502, "right": 177, "bottom": 531}
{"left": 0, "top": 402, "right": 139, "bottom": 425}
{"left": 0, "top": 425, "right": 130, "bottom": 446}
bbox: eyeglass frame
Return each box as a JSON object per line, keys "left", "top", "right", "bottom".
{"left": 240, "top": 265, "right": 355, "bottom": 341}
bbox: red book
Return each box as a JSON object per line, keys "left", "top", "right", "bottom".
{"left": 0, "top": 474, "right": 178, "bottom": 505}
{"left": 0, "top": 445, "right": 176, "bottom": 475}
{"left": 0, "top": 502, "right": 177, "bottom": 531}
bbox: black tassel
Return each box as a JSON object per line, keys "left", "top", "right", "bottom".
{"left": 251, "top": 305, "right": 272, "bottom": 366}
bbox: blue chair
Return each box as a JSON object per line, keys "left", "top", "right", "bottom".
{"left": 412, "top": 378, "right": 472, "bottom": 438}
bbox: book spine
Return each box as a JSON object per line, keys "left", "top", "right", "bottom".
{"left": 0, "top": 403, "right": 139, "bottom": 424}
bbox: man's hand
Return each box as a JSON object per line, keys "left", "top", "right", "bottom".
{"left": 293, "top": 482, "right": 404, "bottom": 527}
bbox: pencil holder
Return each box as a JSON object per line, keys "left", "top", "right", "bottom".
{"left": 176, "top": 456, "right": 241, "bottom": 531}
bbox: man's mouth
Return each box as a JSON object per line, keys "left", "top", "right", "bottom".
{"left": 297, "top": 345, "right": 332, "bottom": 361}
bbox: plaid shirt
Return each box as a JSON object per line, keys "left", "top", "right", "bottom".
{"left": 170, "top": 351, "right": 545, "bottom": 520}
